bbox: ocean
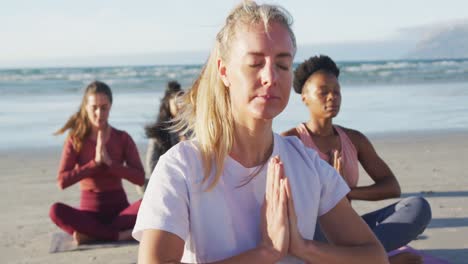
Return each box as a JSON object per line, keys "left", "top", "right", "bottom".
{"left": 1, "top": 59, "right": 468, "bottom": 150}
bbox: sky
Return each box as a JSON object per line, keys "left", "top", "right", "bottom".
{"left": 1, "top": 0, "right": 467, "bottom": 67}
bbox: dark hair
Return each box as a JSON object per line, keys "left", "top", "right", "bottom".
{"left": 144, "top": 81, "right": 183, "bottom": 150}
{"left": 55, "top": 81, "right": 112, "bottom": 151}
{"left": 293, "top": 55, "right": 340, "bottom": 94}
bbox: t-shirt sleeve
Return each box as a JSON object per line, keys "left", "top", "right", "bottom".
{"left": 316, "top": 158, "right": 350, "bottom": 216}
{"left": 132, "top": 148, "right": 190, "bottom": 241}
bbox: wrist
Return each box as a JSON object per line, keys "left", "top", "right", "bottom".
{"left": 292, "top": 239, "right": 317, "bottom": 263}
{"left": 258, "top": 243, "right": 283, "bottom": 263}
{"left": 290, "top": 239, "right": 306, "bottom": 259}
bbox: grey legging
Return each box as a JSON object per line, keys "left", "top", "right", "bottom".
{"left": 314, "top": 196, "right": 432, "bottom": 252}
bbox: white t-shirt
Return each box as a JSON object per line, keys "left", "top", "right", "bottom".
{"left": 133, "top": 133, "right": 350, "bottom": 263}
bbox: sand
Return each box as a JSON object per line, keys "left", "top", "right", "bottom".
{"left": 1, "top": 130, "right": 467, "bottom": 264}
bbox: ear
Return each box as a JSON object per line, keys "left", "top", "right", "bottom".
{"left": 301, "top": 91, "right": 308, "bottom": 106}
{"left": 218, "top": 58, "right": 230, "bottom": 87}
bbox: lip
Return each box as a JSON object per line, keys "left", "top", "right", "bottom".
{"left": 325, "top": 105, "right": 340, "bottom": 111}
{"left": 255, "top": 94, "right": 279, "bottom": 100}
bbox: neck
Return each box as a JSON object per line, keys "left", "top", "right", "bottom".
{"left": 306, "top": 117, "right": 334, "bottom": 137}
{"left": 230, "top": 119, "right": 274, "bottom": 168}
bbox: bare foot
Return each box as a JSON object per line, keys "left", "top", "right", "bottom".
{"left": 389, "top": 252, "right": 423, "bottom": 264}
{"left": 117, "top": 229, "right": 134, "bottom": 241}
{"left": 73, "top": 231, "right": 95, "bottom": 245}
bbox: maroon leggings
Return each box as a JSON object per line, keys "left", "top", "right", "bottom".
{"left": 49, "top": 189, "right": 141, "bottom": 241}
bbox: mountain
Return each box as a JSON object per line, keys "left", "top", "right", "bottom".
{"left": 295, "top": 40, "right": 415, "bottom": 62}
{"left": 297, "top": 20, "right": 468, "bottom": 62}
{"left": 3, "top": 20, "right": 467, "bottom": 68}
{"left": 405, "top": 21, "right": 468, "bottom": 59}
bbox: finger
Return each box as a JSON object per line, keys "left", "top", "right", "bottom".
{"left": 96, "top": 131, "right": 103, "bottom": 146}
{"left": 333, "top": 150, "right": 339, "bottom": 168}
{"left": 284, "top": 178, "right": 292, "bottom": 219}
{"left": 284, "top": 178, "right": 297, "bottom": 224}
{"left": 279, "top": 179, "right": 288, "bottom": 220}
{"left": 272, "top": 158, "right": 280, "bottom": 204}
{"left": 277, "top": 161, "right": 285, "bottom": 180}
{"left": 336, "top": 156, "right": 342, "bottom": 174}
{"left": 331, "top": 150, "right": 336, "bottom": 168}
{"left": 266, "top": 157, "right": 274, "bottom": 202}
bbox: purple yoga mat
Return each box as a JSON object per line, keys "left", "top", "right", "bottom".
{"left": 389, "top": 246, "right": 451, "bottom": 264}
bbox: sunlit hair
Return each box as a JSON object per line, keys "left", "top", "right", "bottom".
{"left": 54, "top": 81, "right": 113, "bottom": 152}
{"left": 174, "top": 1, "right": 296, "bottom": 191}
{"left": 145, "top": 81, "right": 183, "bottom": 153}
{"left": 293, "top": 55, "right": 340, "bottom": 94}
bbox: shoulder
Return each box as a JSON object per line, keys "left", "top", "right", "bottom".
{"left": 280, "top": 127, "right": 300, "bottom": 138}
{"left": 275, "top": 133, "right": 320, "bottom": 164}
{"left": 335, "top": 125, "right": 370, "bottom": 150}
{"left": 164, "top": 140, "right": 200, "bottom": 160}
{"left": 63, "top": 136, "right": 78, "bottom": 153}
{"left": 111, "top": 127, "right": 135, "bottom": 143}
{"left": 111, "top": 127, "right": 127, "bottom": 137}
{"left": 275, "top": 134, "right": 342, "bottom": 188}
{"left": 157, "top": 140, "right": 203, "bottom": 176}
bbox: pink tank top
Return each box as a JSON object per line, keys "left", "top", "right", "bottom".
{"left": 295, "top": 123, "right": 359, "bottom": 188}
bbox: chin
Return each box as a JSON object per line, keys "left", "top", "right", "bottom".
{"left": 252, "top": 110, "right": 283, "bottom": 120}
{"left": 91, "top": 123, "right": 105, "bottom": 130}
{"left": 250, "top": 103, "right": 285, "bottom": 120}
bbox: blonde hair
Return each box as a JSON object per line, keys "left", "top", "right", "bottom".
{"left": 55, "top": 81, "right": 113, "bottom": 152}
{"left": 175, "top": 1, "right": 296, "bottom": 190}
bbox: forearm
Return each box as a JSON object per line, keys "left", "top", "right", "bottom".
{"left": 295, "top": 239, "right": 388, "bottom": 264}
{"left": 108, "top": 164, "right": 145, "bottom": 185}
{"left": 58, "top": 160, "right": 102, "bottom": 189}
{"left": 209, "top": 245, "right": 281, "bottom": 264}
{"left": 348, "top": 178, "right": 400, "bottom": 201}
{"left": 142, "top": 245, "right": 280, "bottom": 264}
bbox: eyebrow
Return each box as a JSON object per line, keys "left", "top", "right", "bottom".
{"left": 318, "top": 84, "right": 340, "bottom": 89}
{"left": 246, "top": 52, "right": 292, "bottom": 58}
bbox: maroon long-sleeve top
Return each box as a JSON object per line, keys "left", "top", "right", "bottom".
{"left": 57, "top": 128, "right": 145, "bottom": 191}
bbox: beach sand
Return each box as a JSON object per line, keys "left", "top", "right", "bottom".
{"left": 1, "top": 130, "right": 467, "bottom": 264}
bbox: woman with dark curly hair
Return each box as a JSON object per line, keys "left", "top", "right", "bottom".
{"left": 144, "top": 81, "right": 185, "bottom": 177}
{"left": 282, "top": 55, "right": 432, "bottom": 264}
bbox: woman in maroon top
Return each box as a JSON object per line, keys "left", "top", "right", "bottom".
{"left": 49, "top": 81, "right": 145, "bottom": 244}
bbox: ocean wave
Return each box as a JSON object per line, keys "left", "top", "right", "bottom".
{"left": 1, "top": 60, "right": 467, "bottom": 94}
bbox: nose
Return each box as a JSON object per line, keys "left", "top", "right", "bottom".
{"left": 95, "top": 107, "right": 103, "bottom": 118}
{"left": 261, "top": 61, "right": 277, "bottom": 87}
{"left": 327, "top": 92, "right": 339, "bottom": 102}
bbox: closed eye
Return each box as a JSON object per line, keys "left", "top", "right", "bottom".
{"left": 277, "top": 64, "right": 290, "bottom": 70}
{"left": 249, "top": 62, "right": 263, "bottom": 68}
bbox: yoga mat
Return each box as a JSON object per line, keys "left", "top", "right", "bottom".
{"left": 49, "top": 232, "right": 137, "bottom": 253}
{"left": 389, "top": 246, "right": 451, "bottom": 264}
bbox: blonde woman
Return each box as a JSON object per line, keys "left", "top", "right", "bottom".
{"left": 133, "top": 2, "right": 388, "bottom": 263}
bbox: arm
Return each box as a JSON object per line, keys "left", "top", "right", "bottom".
{"left": 286, "top": 188, "right": 388, "bottom": 264}
{"left": 57, "top": 138, "right": 103, "bottom": 189}
{"left": 137, "top": 156, "right": 289, "bottom": 264}
{"left": 282, "top": 151, "right": 387, "bottom": 263}
{"left": 138, "top": 230, "right": 280, "bottom": 264}
{"left": 107, "top": 133, "right": 145, "bottom": 186}
{"left": 146, "top": 138, "right": 162, "bottom": 176}
{"left": 347, "top": 130, "right": 401, "bottom": 201}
